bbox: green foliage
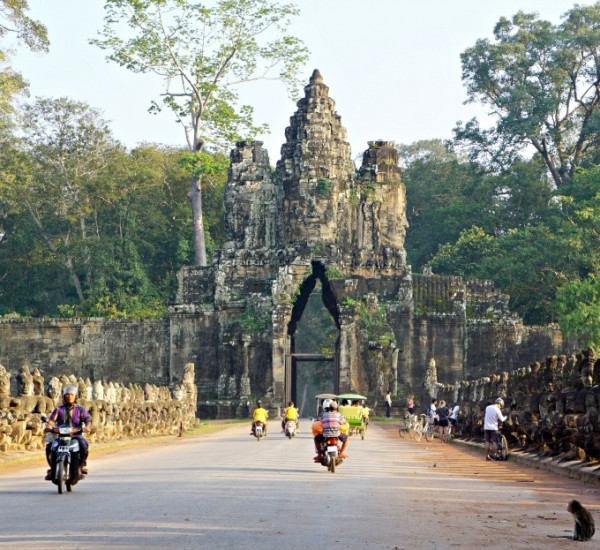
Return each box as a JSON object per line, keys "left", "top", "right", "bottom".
{"left": 0, "top": 130, "right": 228, "bottom": 317}
{"left": 356, "top": 300, "right": 394, "bottom": 346}
{"left": 92, "top": 0, "right": 307, "bottom": 266}
{"left": 310, "top": 242, "right": 323, "bottom": 256}
{"left": 459, "top": 4, "right": 600, "bottom": 186}
{"left": 179, "top": 151, "right": 230, "bottom": 179}
{"left": 0, "top": 53, "right": 27, "bottom": 135}
{"left": 237, "top": 306, "right": 270, "bottom": 333}
{"left": 316, "top": 178, "right": 331, "bottom": 195}
{"left": 0, "top": 1, "right": 49, "bottom": 52}
{"left": 325, "top": 267, "right": 344, "bottom": 280}
{"left": 92, "top": 0, "right": 308, "bottom": 151}
{"left": 292, "top": 286, "right": 301, "bottom": 304}
{"left": 401, "top": 139, "right": 497, "bottom": 268}
{"left": 556, "top": 274, "right": 600, "bottom": 350}
{"left": 428, "top": 226, "right": 499, "bottom": 278}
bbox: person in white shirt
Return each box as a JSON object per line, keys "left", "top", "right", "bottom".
{"left": 484, "top": 398, "right": 507, "bottom": 461}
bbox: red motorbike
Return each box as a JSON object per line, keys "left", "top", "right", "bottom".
{"left": 253, "top": 420, "right": 265, "bottom": 441}
{"left": 318, "top": 435, "right": 344, "bottom": 473}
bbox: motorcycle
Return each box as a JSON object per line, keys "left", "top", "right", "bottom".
{"left": 284, "top": 419, "right": 297, "bottom": 439}
{"left": 318, "top": 435, "right": 344, "bottom": 473}
{"left": 47, "top": 424, "right": 84, "bottom": 493}
{"left": 253, "top": 420, "right": 265, "bottom": 441}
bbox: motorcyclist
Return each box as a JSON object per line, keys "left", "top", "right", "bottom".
{"left": 43, "top": 385, "right": 92, "bottom": 480}
{"left": 251, "top": 400, "right": 268, "bottom": 436}
{"left": 281, "top": 400, "right": 299, "bottom": 432}
{"left": 312, "top": 399, "right": 349, "bottom": 461}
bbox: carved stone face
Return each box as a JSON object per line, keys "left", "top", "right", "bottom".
{"left": 581, "top": 364, "right": 594, "bottom": 388}
{"left": 48, "top": 378, "right": 61, "bottom": 400}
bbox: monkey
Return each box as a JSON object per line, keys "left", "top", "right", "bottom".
{"left": 568, "top": 499, "right": 595, "bottom": 541}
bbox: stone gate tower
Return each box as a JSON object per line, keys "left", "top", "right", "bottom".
{"left": 170, "top": 69, "right": 416, "bottom": 408}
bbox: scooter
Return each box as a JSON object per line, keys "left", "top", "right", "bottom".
{"left": 253, "top": 420, "right": 265, "bottom": 441}
{"left": 284, "top": 419, "right": 297, "bottom": 439}
{"left": 48, "top": 424, "right": 84, "bottom": 494}
{"left": 318, "top": 435, "right": 344, "bottom": 473}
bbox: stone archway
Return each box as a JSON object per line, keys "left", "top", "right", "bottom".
{"left": 283, "top": 261, "right": 341, "bottom": 404}
{"left": 284, "top": 353, "right": 336, "bottom": 407}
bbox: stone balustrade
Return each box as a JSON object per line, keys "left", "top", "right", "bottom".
{"left": 0, "top": 362, "right": 198, "bottom": 454}
{"left": 434, "top": 348, "right": 600, "bottom": 463}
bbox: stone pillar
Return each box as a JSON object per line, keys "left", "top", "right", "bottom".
{"left": 391, "top": 348, "right": 399, "bottom": 395}
{"left": 240, "top": 338, "right": 251, "bottom": 398}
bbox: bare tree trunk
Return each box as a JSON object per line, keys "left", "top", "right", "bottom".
{"left": 65, "top": 255, "right": 85, "bottom": 301}
{"left": 27, "top": 205, "right": 85, "bottom": 301}
{"left": 189, "top": 174, "right": 207, "bottom": 267}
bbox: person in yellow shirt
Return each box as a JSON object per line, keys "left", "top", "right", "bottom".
{"left": 251, "top": 400, "right": 268, "bottom": 436}
{"left": 281, "top": 400, "right": 299, "bottom": 431}
{"left": 361, "top": 400, "right": 370, "bottom": 427}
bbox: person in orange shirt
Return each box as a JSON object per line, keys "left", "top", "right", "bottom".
{"left": 312, "top": 399, "right": 348, "bottom": 461}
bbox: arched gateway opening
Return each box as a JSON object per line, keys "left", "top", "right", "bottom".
{"left": 284, "top": 261, "right": 340, "bottom": 412}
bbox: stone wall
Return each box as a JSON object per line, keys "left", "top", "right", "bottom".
{"left": 432, "top": 349, "right": 600, "bottom": 463}
{"left": 0, "top": 318, "right": 170, "bottom": 394}
{"left": 0, "top": 362, "right": 197, "bottom": 454}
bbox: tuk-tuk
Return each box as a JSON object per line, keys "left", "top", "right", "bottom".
{"left": 314, "top": 393, "right": 338, "bottom": 417}
{"left": 337, "top": 393, "right": 368, "bottom": 440}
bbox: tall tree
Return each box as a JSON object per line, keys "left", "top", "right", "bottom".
{"left": 15, "top": 97, "right": 120, "bottom": 302}
{"left": 556, "top": 274, "right": 600, "bottom": 350}
{"left": 399, "top": 139, "right": 496, "bottom": 269}
{"left": 92, "top": 0, "right": 308, "bottom": 266}
{"left": 459, "top": 3, "right": 600, "bottom": 187}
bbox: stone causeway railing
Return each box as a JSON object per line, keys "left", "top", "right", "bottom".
{"left": 433, "top": 349, "right": 600, "bottom": 464}
{"left": 0, "top": 363, "right": 198, "bottom": 453}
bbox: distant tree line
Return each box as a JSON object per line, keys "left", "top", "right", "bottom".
{"left": 402, "top": 2, "right": 600, "bottom": 350}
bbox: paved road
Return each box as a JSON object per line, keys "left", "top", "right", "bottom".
{"left": 0, "top": 422, "right": 598, "bottom": 549}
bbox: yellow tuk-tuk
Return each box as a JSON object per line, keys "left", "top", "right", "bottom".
{"left": 337, "top": 393, "right": 368, "bottom": 440}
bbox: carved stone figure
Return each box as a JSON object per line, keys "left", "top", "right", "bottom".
{"left": 17, "top": 365, "right": 34, "bottom": 397}
{"left": 31, "top": 368, "right": 44, "bottom": 396}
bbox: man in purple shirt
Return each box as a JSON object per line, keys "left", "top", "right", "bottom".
{"left": 44, "top": 385, "right": 92, "bottom": 479}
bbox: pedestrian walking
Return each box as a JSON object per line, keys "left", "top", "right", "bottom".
{"left": 385, "top": 391, "right": 392, "bottom": 418}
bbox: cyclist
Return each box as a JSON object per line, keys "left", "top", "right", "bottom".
{"left": 484, "top": 398, "right": 507, "bottom": 461}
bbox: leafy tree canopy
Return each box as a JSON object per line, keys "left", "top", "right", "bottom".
{"left": 556, "top": 273, "right": 600, "bottom": 350}
{"left": 92, "top": 0, "right": 308, "bottom": 266}
{"left": 0, "top": 0, "right": 48, "bottom": 52}
{"left": 458, "top": 3, "right": 600, "bottom": 187}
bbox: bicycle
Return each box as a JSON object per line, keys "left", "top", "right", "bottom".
{"left": 420, "top": 414, "right": 436, "bottom": 442}
{"left": 398, "top": 413, "right": 422, "bottom": 440}
{"left": 496, "top": 426, "right": 509, "bottom": 461}
{"left": 446, "top": 418, "right": 460, "bottom": 442}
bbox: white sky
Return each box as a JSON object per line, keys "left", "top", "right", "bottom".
{"left": 7, "top": 0, "right": 597, "bottom": 163}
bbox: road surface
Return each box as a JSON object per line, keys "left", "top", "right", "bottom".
{"left": 0, "top": 422, "right": 598, "bottom": 549}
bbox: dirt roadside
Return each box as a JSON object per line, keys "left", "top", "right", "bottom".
{"left": 0, "top": 419, "right": 241, "bottom": 473}
{"left": 379, "top": 421, "right": 600, "bottom": 547}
